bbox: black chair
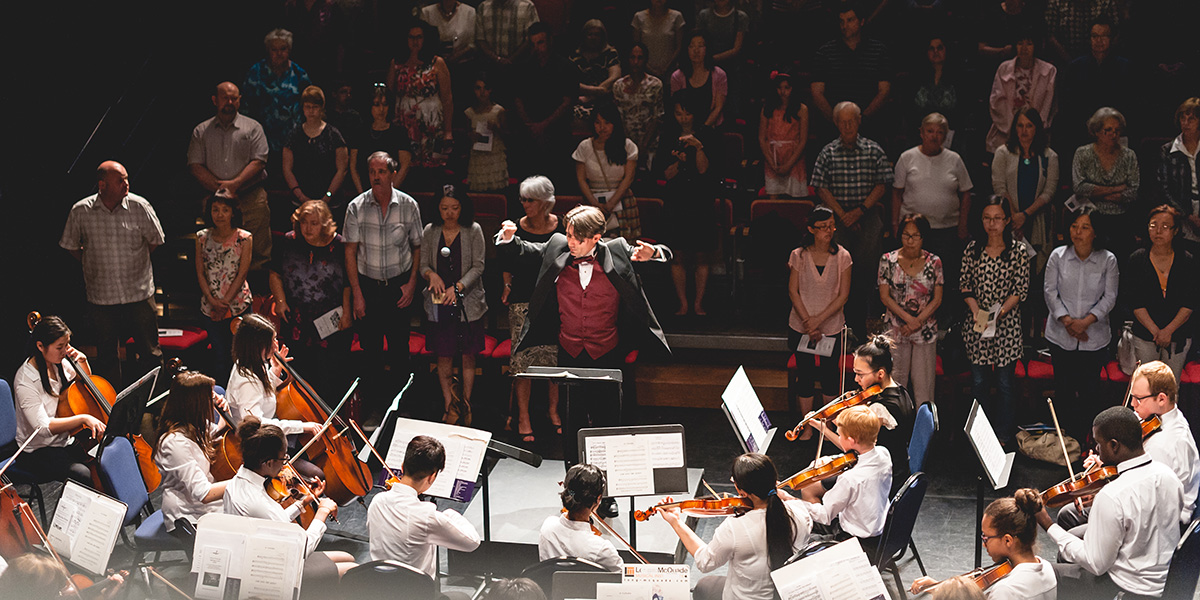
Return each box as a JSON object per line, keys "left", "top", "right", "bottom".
{"left": 1163, "top": 519, "right": 1200, "bottom": 600}
{"left": 521, "top": 557, "right": 608, "bottom": 598}
{"left": 341, "top": 560, "right": 437, "bottom": 599}
{"left": 874, "top": 472, "right": 929, "bottom": 600}
{"left": 784, "top": 540, "right": 839, "bottom": 565}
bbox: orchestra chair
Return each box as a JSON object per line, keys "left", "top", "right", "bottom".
{"left": 95, "top": 436, "right": 186, "bottom": 568}
{"left": 520, "top": 557, "right": 608, "bottom": 598}
{"left": 874, "top": 472, "right": 929, "bottom": 600}
{"left": 1163, "top": 518, "right": 1200, "bottom": 600}
{"left": 784, "top": 540, "right": 840, "bottom": 565}
{"left": 341, "top": 560, "right": 437, "bottom": 600}
{"left": 0, "top": 379, "right": 48, "bottom": 523}
{"left": 908, "top": 403, "right": 936, "bottom": 474}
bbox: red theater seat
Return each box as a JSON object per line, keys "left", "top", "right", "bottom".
{"left": 132, "top": 327, "right": 208, "bottom": 352}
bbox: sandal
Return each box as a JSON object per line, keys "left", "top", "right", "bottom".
{"left": 518, "top": 430, "right": 536, "bottom": 443}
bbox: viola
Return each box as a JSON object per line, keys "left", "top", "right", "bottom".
{"left": 785, "top": 385, "right": 883, "bottom": 441}
{"left": 634, "top": 493, "right": 753, "bottom": 522}
{"left": 777, "top": 451, "right": 859, "bottom": 491}
{"left": 1040, "top": 464, "right": 1120, "bottom": 509}
{"left": 911, "top": 560, "right": 1013, "bottom": 595}
{"left": 1141, "top": 414, "right": 1163, "bottom": 439}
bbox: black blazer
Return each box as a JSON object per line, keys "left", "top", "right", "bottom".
{"left": 500, "top": 233, "right": 672, "bottom": 356}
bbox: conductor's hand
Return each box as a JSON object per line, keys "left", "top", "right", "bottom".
{"left": 632, "top": 240, "right": 658, "bottom": 262}
{"left": 499, "top": 220, "right": 517, "bottom": 241}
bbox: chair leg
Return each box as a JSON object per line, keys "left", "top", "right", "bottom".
{"left": 890, "top": 564, "right": 907, "bottom": 600}
{"left": 909, "top": 541, "right": 927, "bottom": 576}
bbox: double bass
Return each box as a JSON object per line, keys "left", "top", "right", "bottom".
{"left": 26, "top": 312, "right": 161, "bottom": 493}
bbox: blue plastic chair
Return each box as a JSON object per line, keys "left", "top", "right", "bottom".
{"left": 1163, "top": 519, "right": 1200, "bottom": 600}
{"left": 908, "top": 403, "right": 936, "bottom": 474}
{"left": 0, "top": 379, "right": 47, "bottom": 523}
{"left": 875, "top": 472, "right": 929, "bottom": 599}
{"left": 96, "top": 436, "right": 190, "bottom": 567}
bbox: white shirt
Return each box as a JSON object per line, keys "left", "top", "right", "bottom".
{"left": 693, "top": 501, "right": 813, "bottom": 600}
{"left": 572, "top": 137, "right": 639, "bottom": 193}
{"left": 367, "top": 482, "right": 481, "bottom": 577}
{"left": 156, "top": 430, "right": 223, "bottom": 531}
{"left": 985, "top": 557, "right": 1056, "bottom": 600}
{"left": 894, "top": 147, "right": 974, "bottom": 229}
{"left": 538, "top": 514, "right": 622, "bottom": 572}
{"left": 225, "top": 363, "right": 305, "bottom": 435}
{"left": 1047, "top": 454, "right": 1183, "bottom": 597}
{"left": 13, "top": 358, "right": 75, "bottom": 451}
{"left": 1145, "top": 407, "right": 1200, "bottom": 523}
{"left": 223, "top": 466, "right": 325, "bottom": 557}
{"left": 803, "top": 446, "right": 892, "bottom": 538}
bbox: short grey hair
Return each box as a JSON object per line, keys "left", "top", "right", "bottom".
{"left": 921, "top": 112, "right": 949, "bottom": 133}
{"left": 1087, "top": 107, "right": 1126, "bottom": 138}
{"left": 264, "top": 28, "right": 294, "bottom": 51}
{"left": 519, "top": 175, "right": 556, "bottom": 207}
{"left": 832, "top": 101, "right": 861, "bottom": 120}
{"left": 367, "top": 151, "right": 398, "bottom": 172}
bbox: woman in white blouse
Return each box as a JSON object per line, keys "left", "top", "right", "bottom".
{"left": 224, "top": 417, "right": 356, "bottom": 577}
{"left": 153, "top": 371, "right": 230, "bottom": 544}
{"left": 539, "top": 464, "right": 622, "bottom": 571}
{"left": 573, "top": 103, "right": 639, "bottom": 240}
{"left": 13, "top": 315, "right": 105, "bottom": 486}
{"left": 911, "top": 490, "right": 1055, "bottom": 600}
{"left": 659, "top": 453, "right": 812, "bottom": 600}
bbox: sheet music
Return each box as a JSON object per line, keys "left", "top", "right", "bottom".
{"left": 192, "top": 514, "right": 306, "bottom": 600}
{"left": 48, "top": 481, "right": 127, "bottom": 576}
{"left": 386, "top": 418, "right": 491, "bottom": 502}
{"left": 242, "top": 534, "right": 303, "bottom": 599}
{"left": 598, "top": 436, "right": 656, "bottom": 497}
{"left": 796, "top": 334, "right": 836, "bottom": 357}
{"left": 643, "top": 434, "right": 685, "bottom": 468}
{"left": 721, "top": 366, "right": 773, "bottom": 454}
{"left": 596, "top": 582, "right": 653, "bottom": 599}
{"left": 966, "top": 401, "right": 1014, "bottom": 489}
{"left": 771, "top": 539, "right": 890, "bottom": 600}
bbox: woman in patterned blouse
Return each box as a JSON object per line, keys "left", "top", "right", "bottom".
{"left": 878, "top": 213, "right": 943, "bottom": 408}
{"left": 961, "top": 196, "right": 1030, "bottom": 444}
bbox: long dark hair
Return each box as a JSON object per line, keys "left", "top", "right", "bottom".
{"left": 1004, "top": 106, "right": 1048, "bottom": 157}
{"left": 238, "top": 416, "right": 287, "bottom": 471}
{"left": 232, "top": 314, "right": 276, "bottom": 395}
{"left": 592, "top": 103, "right": 629, "bottom": 166}
{"left": 432, "top": 183, "right": 475, "bottom": 226}
{"left": 797, "top": 206, "right": 840, "bottom": 255}
{"left": 732, "top": 453, "right": 794, "bottom": 570}
{"left": 28, "top": 316, "right": 72, "bottom": 396}
{"left": 762, "top": 71, "right": 803, "bottom": 124}
{"left": 396, "top": 20, "right": 437, "bottom": 64}
{"left": 679, "top": 31, "right": 713, "bottom": 78}
{"left": 155, "top": 371, "right": 217, "bottom": 461}
{"left": 969, "top": 195, "right": 1015, "bottom": 261}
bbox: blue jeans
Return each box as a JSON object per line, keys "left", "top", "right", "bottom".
{"left": 971, "top": 363, "right": 1016, "bottom": 442}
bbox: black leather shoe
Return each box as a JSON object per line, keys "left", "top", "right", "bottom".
{"left": 598, "top": 497, "right": 619, "bottom": 519}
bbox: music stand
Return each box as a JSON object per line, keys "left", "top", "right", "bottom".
{"left": 519, "top": 366, "right": 623, "bottom": 470}
{"left": 476, "top": 439, "right": 542, "bottom": 540}
{"left": 98, "top": 366, "right": 159, "bottom": 462}
{"left": 964, "top": 399, "right": 1015, "bottom": 568}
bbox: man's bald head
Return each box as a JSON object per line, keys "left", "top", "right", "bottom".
{"left": 214, "top": 82, "right": 241, "bottom": 120}
{"left": 96, "top": 161, "right": 129, "bottom": 203}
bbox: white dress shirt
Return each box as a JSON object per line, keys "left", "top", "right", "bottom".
{"left": 1047, "top": 453, "right": 1183, "bottom": 597}
{"left": 12, "top": 358, "right": 74, "bottom": 451}
{"left": 985, "top": 557, "right": 1057, "bottom": 600}
{"left": 1145, "top": 406, "right": 1200, "bottom": 523}
{"left": 223, "top": 466, "right": 325, "bottom": 557}
{"left": 225, "top": 363, "right": 305, "bottom": 435}
{"left": 1043, "top": 245, "right": 1119, "bottom": 352}
{"left": 538, "top": 514, "right": 622, "bottom": 572}
{"left": 367, "top": 482, "right": 482, "bottom": 577}
{"left": 804, "top": 446, "right": 893, "bottom": 538}
{"left": 156, "top": 430, "right": 223, "bottom": 531}
{"left": 693, "top": 501, "right": 813, "bottom": 600}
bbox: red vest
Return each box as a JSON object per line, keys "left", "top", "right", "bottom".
{"left": 556, "top": 261, "right": 620, "bottom": 359}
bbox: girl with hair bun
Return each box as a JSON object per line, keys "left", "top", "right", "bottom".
{"left": 659, "top": 453, "right": 812, "bottom": 600}
{"left": 911, "top": 489, "right": 1055, "bottom": 599}
{"left": 848, "top": 335, "right": 917, "bottom": 493}
{"left": 538, "top": 464, "right": 622, "bottom": 571}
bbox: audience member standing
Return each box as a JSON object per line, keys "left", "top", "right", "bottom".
{"left": 475, "top": 0, "right": 540, "bottom": 69}
{"left": 810, "top": 2, "right": 891, "bottom": 133}
{"left": 389, "top": 22, "right": 455, "bottom": 184}
{"left": 194, "top": 193, "right": 253, "bottom": 384}
{"left": 348, "top": 85, "right": 412, "bottom": 195}
{"left": 282, "top": 86, "right": 350, "bottom": 218}
{"left": 758, "top": 71, "right": 809, "bottom": 199}
{"left": 613, "top": 43, "right": 664, "bottom": 169}
{"left": 242, "top": 29, "right": 312, "bottom": 155}
{"left": 631, "top": 0, "right": 685, "bottom": 80}
{"left": 59, "top": 161, "right": 165, "bottom": 386}
{"left": 908, "top": 36, "right": 960, "bottom": 142}
{"left": 1158, "top": 98, "right": 1200, "bottom": 256}
{"left": 573, "top": 104, "right": 639, "bottom": 242}
{"left": 421, "top": 0, "right": 477, "bottom": 68}
{"left": 1071, "top": 107, "right": 1139, "bottom": 260}
{"left": 1059, "top": 20, "right": 1133, "bottom": 150}
{"left": 569, "top": 20, "right": 621, "bottom": 124}
{"left": 1043, "top": 209, "right": 1118, "bottom": 443}
{"left": 670, "top": 32, "right": 728, "bottom": 129}
{"left": 188, "top": 82, "right": 272, "bottom": 288}
{"left": 659, "top": 93, "right": 718, "bottom": 316}
{"left": 986, "top": 29, "right": 1056, "bottom": 153}
{"left": 878, "top": 214, "right": 943, "bottom": 409}
{"left": 992, "top": 107, "right": 1059, "bottom": 273}
{"left": 811, "top": 102, "right": 892, "bottom": 335}
{"left": 514, "top": 23, "right": 577, "bottom": 181}
{"left": 1124, "top": 205, "right": 1195, "bottom": 379}
{"left": 464, "top": 74, "right": 509, "bottom": 192}
{"left": 344, "top": 153, "right": 424, "bottom": 416}
{"left": 1044, "top": 0, "right": 1120, "bottom": 63}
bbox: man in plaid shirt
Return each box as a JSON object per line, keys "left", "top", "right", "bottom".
{"left": 810, "top": 102, "right": 893, "bottom": 334}
{"left": 475, "top": 0, "right": 539, "bottom": 66}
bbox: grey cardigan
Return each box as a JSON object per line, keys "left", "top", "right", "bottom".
{"left": 991, "top": 145, "right": 1060, "bottom": 212}
{"left": 419, "top": 222, "right": 488, "bottom": 322}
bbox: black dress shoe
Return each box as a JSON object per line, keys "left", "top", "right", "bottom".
{"left": 598, "top": 497, "right": 619, "bottom": 519}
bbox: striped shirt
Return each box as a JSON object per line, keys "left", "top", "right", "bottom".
{"left": 813, "top": 37, "right": 891, "bottom": 111}
{"left": 344, "top": 189, "right": 423, "bottom": 280}
{"left": 475, "top": 0, "right": 539, "bottom": 60}
{"left": 810, "top": 135, "right": 894, "bottom": 209}
{"left": 59, "top": 193, "right": 165, "bottom": 305}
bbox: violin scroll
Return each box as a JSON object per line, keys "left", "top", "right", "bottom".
{"left": 784, "top": 385, "right": 882, "bottom": 442}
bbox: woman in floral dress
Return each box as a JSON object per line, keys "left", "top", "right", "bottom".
{"left": 389, "top": 21, "right": 454, "bottom": 177}
{"left": 878, "top": 213, "right": 943, "bottom": 408}
{"left": 195, "top": 193, "right": 253, "bottom": 384}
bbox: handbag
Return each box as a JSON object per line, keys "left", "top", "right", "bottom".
{"left": 1117, "top": 320, "right": 1137, "bottom": 375}
{"left": 591, "top": 144, "right": 641, "bottom": 242}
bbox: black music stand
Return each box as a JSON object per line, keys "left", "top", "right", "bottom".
{"left": 964, "top": 400, "right": 1015, "bottom": 568}
{"left": 98, "top": 366, "right": 159, "bottom": 463}
{"left": 475, "top": 439, "right": 542, "bottom": 540}
{"left": 519, "top": 366, "right": 624, "bottom": 470}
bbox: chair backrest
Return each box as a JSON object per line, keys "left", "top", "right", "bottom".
{"left": 785, "top": 540, "right": 839, "bottom": 566}
{"left": 95, "top": 436, "right": 150, "bottom": 526}
{"left": 909, "top": 403, "right": 936, "bottom": 474}
{"left": 749, "top": 199, "right": 815, "bottom": 232}
{"left": 1163, "top": 519, "right": 1200, "bottom": 600}
{"left": 874, "top": 472, "right": 928, "bottom": 566}
{"left": 521, "top": 557, "right": 608, "bottom": 598}
{"left": 0, "top": 380, "right": 17, "bottom": 447}
{"left": 341, "top": 560, "right": 436, "bottom": 599}
{"left": 552, "top": 195, "right": 585, "bottom": 216}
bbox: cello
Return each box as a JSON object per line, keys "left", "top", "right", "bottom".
{"left": 26, "top": 312, "right": 161, "bottom": 493}
{"left": 160, "top": 359, "right": 243, "bottom": 481}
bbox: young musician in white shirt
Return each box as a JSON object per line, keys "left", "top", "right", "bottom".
{"left": 367, "top": 435, "right": 482, "bottom": 578}
{"left": 1031, "top": 406, "right": 1184, "bottom": 599}
{"left": 539, "top": 464, "right": 622, "bottom": 571}
{"left": 1130, "top": 360, "right": 1200, "bottom": 523}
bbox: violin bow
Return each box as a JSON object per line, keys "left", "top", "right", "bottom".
{"left": 145, "top": 566, "right": 194, "bottom": 599}
{"left": 701, "top": 479, "right": 719, "bottom": 498}
{"left": 1045, "top": 398, "right": 1077, "bottom": 483}
{"left": 290, "top": 377, "right": 360, "bottom": 460}
{"left": 1121, "top": 361, "right": 1142, "bottom": 409}
{"left": 591, "top": 513, "right": 650, "bottom": 564}
{"left": 349, "top": 419, "right": 400, "bottom": 482}
{"left": 0, "top": 427, "right": 42, "bottom": 481}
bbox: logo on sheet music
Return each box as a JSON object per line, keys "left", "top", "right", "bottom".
{"left": 757, "top": 411, "right": 771, "bottom": 430}
{"left": 746, "top": 436, "right": 758, "bottom": 453}
{"left": 451, "top": 479, "right": 476, "bottom": 503}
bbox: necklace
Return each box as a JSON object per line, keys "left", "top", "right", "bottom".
{"left": 439, "top": 1, "right": 457, "bottom": 20}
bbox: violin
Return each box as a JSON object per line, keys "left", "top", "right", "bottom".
{"left": 910, "top": 560, "right": 1013, "bottom": 595}
{"left": 785, "top": 385, "right": 883, "bottom": 441}
{"left": 27, "top": 312, "right": 161, "bottom": 493}
{"left": 266, "top": 463, "right": 335, "bottom": 528}
{"left": 777, "top": 451, "right": 859, "bottom": 491}
{"left": 348, "top": 420, "right": 401, "bottom": 491}
{"left": 231, "top": 318, "right": 372, "bottom": 505}
{"left": 634, "top": 493, "right": 753, "bottom": 522}
{"left": 1041, "top": 463, "right": 1120, "bottom": 509}
{"left": 1141, "top": 414, "right": 1162, "bottom": 439}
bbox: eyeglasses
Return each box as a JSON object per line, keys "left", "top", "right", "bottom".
{"left": 852, "top": 369, "right": 876, "bottom": 376}
{"left": 1148, "top": 222, "right": 1177, "bottom": 231}
{"left": 273, "top": 453, "right": 290, "bottom": 463}
{"left": 811, "top": 224, "right": 836, "bottom": 232}
{"left": 982, "top": 216, "right": 1008, "bottom": 223}
{"left": 519, "top": 197, "right": 538, "bottom": 203}
{"left": 980, "top": 532, "right": 1002, "bottom": 543}
{"left": 1130, "top": 392, "right": 1155, "bottom": 404}
{"left": 1101, "top": 126, "right": 1121, "bottom": 134}
{"left": 901, "top": 232, "right": 923, "bottom": 240}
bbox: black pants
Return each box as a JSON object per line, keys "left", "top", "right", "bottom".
{"left": 15, "top": 444, "right": 93, "bottom": 487}
{"left": 1049, "top": 343, "right": 1108, "bottom": 444}
{"left": 356, "top": 273, "right": 412, "bottom": 412}
{"left": 557, "top": 347, "right": 624, "bottom": 470}
{"left": 89, "top": 297, "right": 162, "bottom": 388}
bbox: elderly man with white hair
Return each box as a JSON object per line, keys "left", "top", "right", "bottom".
{"left": 242, "top": 28, "right": 312, "bottom": 153}
{"left": 810, "top": 101, "right": 893, "bottom": 334}
{"left": 500, "top": 175, "right": 564, "bottom": 443}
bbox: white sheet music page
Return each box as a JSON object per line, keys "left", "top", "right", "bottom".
{"left": 771, "top": 538, "right": 891, "bottom": 600}
{"left": 721, "top": 366, "right": 773, "bottom": 453}
{"left": 48, "top": 481, "right": 126, "bottom": 576}
{"left": 386, "top": 417, "right": 492, "bottom": 502}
